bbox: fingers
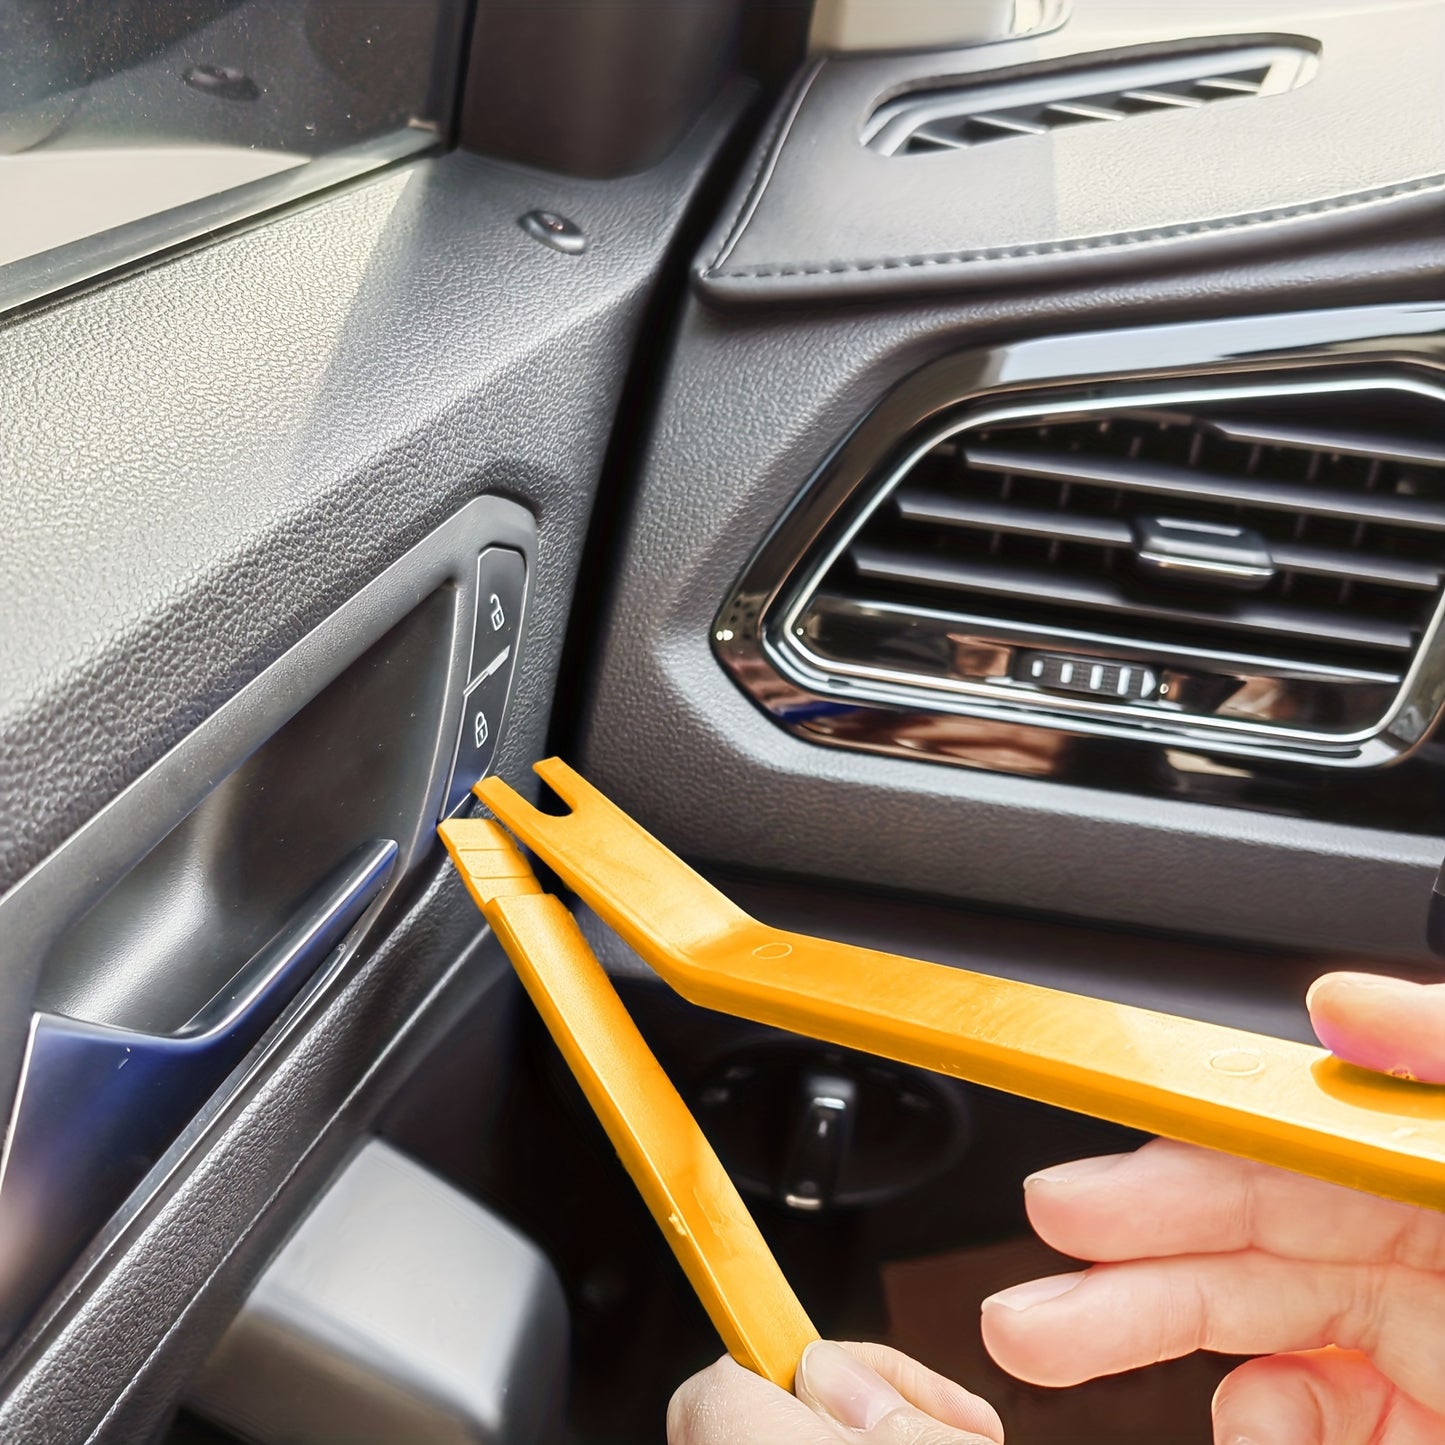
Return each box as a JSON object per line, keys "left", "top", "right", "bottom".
{"left": 668, "top": 1354, "right": 839, "bottom": 1445}
{"left": 1212, "top": 1349, "right": 1445, "bottom": 1445}
{"left": 1307, "top": 973, "right": 1445, "bottom": 1084}
{"left": 979, "top": 1249, "right": 1445, "bottom": 1415}
{"left": 667, "top": 1344, "right": 1005, "bottom": 1445}
{"left": 804, "top": 1342, "right": 1005, "bottom": 1443}
{"left": 1021, "top": 1139, "right": 1445, "bottom": 1271}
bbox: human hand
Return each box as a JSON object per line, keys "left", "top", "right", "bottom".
{"left": 981, "top": 971, "right": 1445, "bottom": 1443}
{"left": 667, "top": 1339, "right": 1004, "bottom": 1444}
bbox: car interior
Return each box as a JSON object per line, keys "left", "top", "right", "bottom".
{"left": 1, "top": 1, "right": 1443, "bottom": 1441}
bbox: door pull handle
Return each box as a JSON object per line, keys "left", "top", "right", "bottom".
{"left": 0, "top": 839, "right": 397, "bottom": 1349}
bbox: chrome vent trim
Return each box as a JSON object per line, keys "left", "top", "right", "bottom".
{"left": 767, "top": 376, "right": 1445, "bottom": 762}
{"left": 864, "top": 41, "right": 1318, "bottom": 156}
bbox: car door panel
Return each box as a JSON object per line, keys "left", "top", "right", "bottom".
{"left": 0, "top": 83, "right": 745, "bottom": 1441}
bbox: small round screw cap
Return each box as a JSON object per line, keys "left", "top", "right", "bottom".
{"left": 519, "top": 211, "right": 587, "bottom": 255}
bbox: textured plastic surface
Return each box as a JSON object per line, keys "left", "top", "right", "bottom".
{"left": 437, "top": 816, "right": 818, "bottom": 1388}
{"left": 475, "top": 761, "right": 1445, "bottom": 1213}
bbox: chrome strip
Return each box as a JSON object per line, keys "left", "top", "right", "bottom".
{"left": 718, "top": 349, "right": 1445, "bottom": 776}
{"left": 0, "top": 128, "right": 437, "bottom": 320}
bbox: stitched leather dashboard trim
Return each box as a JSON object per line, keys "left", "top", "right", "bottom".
{"left": 696, "top": 1, "right": 1445, "bottom": 304}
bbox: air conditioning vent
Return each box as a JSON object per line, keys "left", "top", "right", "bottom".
{"left": 864, "top": 41, "right": 1317, "bottom": 156}
{"left": 777, "top": 378, "right": 1445, "bottom": 755}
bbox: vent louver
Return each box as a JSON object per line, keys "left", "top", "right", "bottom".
{"left": 781, "top": 379, "right": 1445, "bottom": 753}
{"left": 864, "top": 41, "right": 1317, "bottom": 156}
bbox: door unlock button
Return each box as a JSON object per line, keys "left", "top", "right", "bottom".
{"left": 468, "top": 548, "right": 526, "bottom": 685}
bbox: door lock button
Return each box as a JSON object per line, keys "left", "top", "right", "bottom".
{"left": 446, "top": 667, "right": 510, "bottom": 813}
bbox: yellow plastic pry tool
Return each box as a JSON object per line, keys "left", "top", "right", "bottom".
{"left": 437, "top": 815, "right": 819, "bottom": 1388}
{"left": 473, "top": 758, "right": 1445, "bottom": 1213}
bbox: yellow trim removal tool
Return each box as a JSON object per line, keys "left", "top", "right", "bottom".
{"left": 436, "top": 813, "right": 818, "bottom": 1388}
{"left": 441, "top": 757, "right": 1445, "bottom": 1383}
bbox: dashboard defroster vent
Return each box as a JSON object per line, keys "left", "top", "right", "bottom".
{"left": 767, "top": 377, "right": 1445, "bottom": 763}
{"left": 864, "top": 41, "right": 1318, "bottom": 155}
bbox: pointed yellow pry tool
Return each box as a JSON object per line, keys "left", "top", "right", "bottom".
{"left": 437, "top": 814, "right": 818, "bottom": 1388}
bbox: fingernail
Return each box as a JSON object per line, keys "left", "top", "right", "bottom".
{"left": 1308, "top": 972, "right": 1397, "bottom": 1008}
{"left": 982, "top": 1271, "right": 1086, "bottom": 1313}
{"left": 1212, "top": 1379, "right": 1266, "bottom": 1445}
{"left": 798, "top": 1341, "right": 907, "bottom": 1431}
{"left": 1023, "top": 1153, "right": 1128, "bottom": 1189}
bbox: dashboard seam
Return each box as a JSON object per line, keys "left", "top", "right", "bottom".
{"left": 701, "top": 171, "right": 1445, "bottom": 281}
{"left": 706, "top": 57, "right": 824, "bottom": 272}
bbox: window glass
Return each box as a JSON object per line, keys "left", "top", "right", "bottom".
{"left": 0, "top": 0, "right": 467, "bottom": 308}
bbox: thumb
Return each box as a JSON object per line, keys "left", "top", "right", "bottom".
{"left": 795, "top": 1341, "right": 1004, "bottom": 1443}
{"left": 1306, "top": 972, "right": 1445, "bottom": 1084}
{"left": 1212, "top": 1348, "right": 1442, "bottom": 1444}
